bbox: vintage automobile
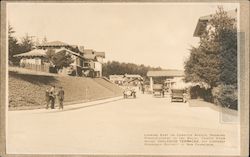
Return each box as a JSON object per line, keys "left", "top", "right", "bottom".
{"left": 153, "top": 84, "right": 164, "bottom": 97}
{"left": 123, "top": 88, "right": 136, "bottom": 99}
{"left": 171, "top": 89, "right": 187, "bottom": 102}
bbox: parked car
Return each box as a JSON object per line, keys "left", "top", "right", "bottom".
{"left": 171, "top": 89, "right": 187, "bottom": 102}
{"left": 153, "top": 84, "right": 164, "bottom": 97}
{"left": 123, "top": 88, "right": 136, "bottom": 99}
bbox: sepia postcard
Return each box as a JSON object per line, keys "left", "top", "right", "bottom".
{"left": 0, "top": 0, "right": 249, "bottom": 157}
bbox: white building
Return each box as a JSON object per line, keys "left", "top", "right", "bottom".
{"left": 14, "top": 42, "right": 84, "bottom": 75}
{"left": 109, "top": 75, "right": 125, "bottom": 85}
{"left": 14, "top": 41, "right": 106, "bottom": 77}
{"left": 109, "top": 74, "right": 143, "bottom": 86}
{"left": 82, "top": 49, "right": 105, "bottom": 77}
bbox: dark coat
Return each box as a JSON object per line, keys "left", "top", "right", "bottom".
{"left": 57, "top": 89, "right": 65, "bottom": 100}
{"left": 45, "top": 90, "right": 50, "bottom": 102}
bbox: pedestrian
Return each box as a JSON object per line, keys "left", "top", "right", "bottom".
{"left": 49, "top": 85, "right": 56, "bottom": 109}
{"left": 45, "top": 88, "right": 50, "bottom": 109}
{"left": 162, "top": 83, "right": 165, "bottom": 97}
{"left": 57, "top": 86, "right": 65, "bottom": 110}
{"left": 142, "top": 84, "right": 145, "bottom": 94}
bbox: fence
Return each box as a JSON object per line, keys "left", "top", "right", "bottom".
{"left": 21, "top": 63, "right": 50, "bottom": 73}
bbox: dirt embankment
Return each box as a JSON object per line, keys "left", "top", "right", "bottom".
{"left": 9, "top": 71, "right": 123, "bottom": 110}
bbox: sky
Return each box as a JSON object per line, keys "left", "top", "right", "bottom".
{"left": 7, "top": 2, "right": 238, "bottom": 70}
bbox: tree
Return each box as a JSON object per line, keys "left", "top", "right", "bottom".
{"left": 8, "top": 24, "right": 21, "bottom": 65}
{"left": 42, "top": 36, "right": 48, "bottom": 44}
{"left": 184, "top": 46, "right": 221, "bottom": 88}
{"left": 45, "top": 49, "right": 74, "bottom": 72}
{"left": 184, "top": 7, "right": 237, "bottom": 88}
{"left": 35, "top": 38, "right": 40, "bottom": 46}
{"left": 45, "top": 49, "right": 56, "bottom": 65}
{"left": 210, "top": 7, "right": 237, "bottom": 85}
{"left": 19, "top": 33, "right": 35, "bottom": 53}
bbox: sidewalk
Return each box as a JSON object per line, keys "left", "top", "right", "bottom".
{"left": 188, "top": 99, "right": 239, "bottom": 123}
{"left": 9, "top": 96, "right": 123, "bottom": 113}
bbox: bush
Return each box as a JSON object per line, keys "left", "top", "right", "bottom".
{"left": 189, "top": 85, "right": 200, "bottom": 99}
{"left": 203, "top": 88, "right": 213, "bottom": 102}
{"left": 212, "top": 85, "right": 238, "bottom": 110}
{"left": 189, "top": 85, "right": 213, "bottom": 102}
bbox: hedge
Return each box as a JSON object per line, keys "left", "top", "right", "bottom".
{"left": 212, "top": 84, "right": 238, "bottom": 110}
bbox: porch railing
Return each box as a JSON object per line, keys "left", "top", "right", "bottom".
{"left": 20, "top": 63, "right": 50, "bottom": 73}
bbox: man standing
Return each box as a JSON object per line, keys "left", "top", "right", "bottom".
{"left": 45, "top": 88, "right": 50, "bottom": 109}
{"left": 49, "top": 85, "right": 56, "bottom": 109}
{"left": 57, "top": 86, "right": 65, "bottom": 110}
{"left": 141, "top": 84, "right": 145, "bottom": 94}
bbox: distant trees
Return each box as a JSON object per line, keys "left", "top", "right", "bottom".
{"left": 184, "top": 7, "right": 238, "bottom": 109}
{"left": 102, "top": 61, "right": 162, "bottom": 78}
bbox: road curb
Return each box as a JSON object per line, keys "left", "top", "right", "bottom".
{"left": 59, "top": 96, "right": 124, "bottom": 112}
{"left": 9, "top": 96, "right": 124, "bottom": 113}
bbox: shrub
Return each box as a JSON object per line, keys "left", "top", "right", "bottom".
{"left": 212, "top": 84, "right": 238, "bottom": 110}
{"left": 203, "top": 88, "right": 213, "bottom": 102}
{"left": 189, "top": 85, "right": 213, "bottom": 102}
{"left": 189, "top": 85, "right": 200, "bottom": 99}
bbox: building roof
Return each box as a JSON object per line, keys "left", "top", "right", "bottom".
{"left": 147, "top": 70, "right": 184, "bottom": 77}
{"left": 193, "top": 9, "right": 237, "bottom": 37}
{"left": 199, "top": 9, "right": 237, "bottom": 21}
{"left": 56, "top": 48, "right": 83, "bottom": 58}
{"left": 14, "top": 48, "right": 83, "bottom": 59}
{"left": 95, "top": 52, "right": 105, "bottom": 58}
{"left": 125, "top": 74, "right": 142, "bottom": 78}
{"left": 37, "top": 41, "right": 71, "bottom": 47}
{"left": 109, "top": 75, "right": 125, "bottom": 79}
{"left": 83, "top": 49, "right": 105, "bottom": 59}
{"left": 84, "top": 49, "right": 95, "bottom": 54}
{"left": 109, "top": 75, "right": 124, "bottom": 77}
{"left": 14, "top": 49, "right": 47, "bottom": 57}
{"left": 83, "top": 53, "right": 96, "bottom": 60}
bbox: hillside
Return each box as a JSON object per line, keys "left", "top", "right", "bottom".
{"left": 9, "top": 71, "right": 123, "bottom": 110}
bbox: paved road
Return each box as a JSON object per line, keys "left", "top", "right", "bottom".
{"left": 7, "top": 93, "right": 240, "bottom": 155}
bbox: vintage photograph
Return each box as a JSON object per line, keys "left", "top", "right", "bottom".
{"left": 5, "top": 1, "right": 243, "bottom": 156}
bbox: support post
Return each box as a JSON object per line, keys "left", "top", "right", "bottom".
{"left": 150, "top": 77, "right": 154, "bottom": 92}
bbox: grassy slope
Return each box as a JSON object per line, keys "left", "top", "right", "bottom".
{"left": 93, "top": 78, "right": 122, "bottom": 95}
{"left": 9, "top": 71, "right": 123, "bottom": 110}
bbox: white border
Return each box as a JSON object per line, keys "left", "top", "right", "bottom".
{"left": 5, "top": 2, "right": 241, "bottom": 155}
